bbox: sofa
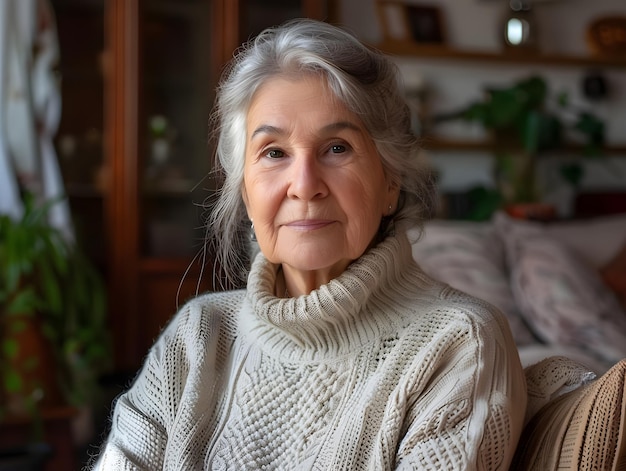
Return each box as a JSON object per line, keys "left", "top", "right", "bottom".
{"left": 409, "top": 211, "right": 626, "bottom": 469}
{"left": 410, "top": 211, "right": 626, "bottom": 374}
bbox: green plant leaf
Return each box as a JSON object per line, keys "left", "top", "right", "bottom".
{"left": 431, "top": 74, "right": 606, "bottom": 206}
{"left": 486, "top": 88, "right": 525, "bottom": 128}
{"left": 520, "top": 112, "right": 562, "bottom": 153}
{"left": 516, "top": 76, "right": 547, "bottom": 108}
{"left": 2, "top": 338, "right": 20, "bottom": 359}
{"left": 520, "top": 111, "right": 541, "bottom": 154}
{"left": 7, "top": 318, "right": 29, "bottom": 334}
{"left": 3, "top": 369, "right": 22, "bottom": 393}
{"left": 466, "top": 186, "right": 503, "bottom": 221}
{"left": 23, "top": 355, "right": 40, "bottom": 372}
{"left": 560, "top": 163, "right": 585, "bottom": 187}
{"left": 1, "top": 194, "right": 111, "bottom": 415}
{"left": 39, "top": 260, "right": 63, "bottom": 314}
{"left": 574, "top": 111, "right": 605, "bottom": 156}
{"left": 5, "top": 288, "right": 41, "bottom": 315}
{"left": 462, "top": 102, "right": 488, "bottom": 124}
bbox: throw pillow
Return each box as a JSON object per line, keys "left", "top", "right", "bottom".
{"left": 496, "top": 214, "right": 626, "bottom": 365}
{"left": 497, "top": 212, "right": 626, "bottom": 269}
{"left": 601, "top": 242, "right": 626, "bottom": 311}
{"left": 409, "top": 221, "right": 536, "bottom": 346}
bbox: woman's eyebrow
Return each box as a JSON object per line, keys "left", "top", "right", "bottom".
{"left": 250, "top": 121, "right": 361, "bottom": 140}
{"left": 251, "top": 124, "right": 283, "bottom": 140}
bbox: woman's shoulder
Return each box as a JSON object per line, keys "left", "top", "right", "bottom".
{"left": 188, "top": 289, "right": 247, "bottom": 314}
{"left": 417, "top": 283, "right": 513, "bottom": 340}
{"left": 159, "top": 289, "right": 246, "bottom": 345}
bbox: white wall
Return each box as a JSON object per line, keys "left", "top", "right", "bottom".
{"left": 336, "top": 0, "right": 626, "bottom": 216}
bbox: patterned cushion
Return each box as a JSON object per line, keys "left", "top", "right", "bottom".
{"left": 496, "top": 214, "right": 626, "bottom": 365}
{"left": 491, "top": 212, "right": 626, "bottom": 268}
{"left": 541, "top": 213, "right": 626, "bottom": 269}
{"left": 409, "top": 221, "right": 536, "bottom": 346}
{"left": 601, "top": 242, "right": 626, "bottom": 311}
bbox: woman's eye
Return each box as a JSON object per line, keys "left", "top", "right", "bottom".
{"left": 265, "top": 149, "right": 285, "bottom": 159}
{"left": 330, "top": 144, "right": 346, "bottom": 154}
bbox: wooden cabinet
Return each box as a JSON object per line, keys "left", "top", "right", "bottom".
{"left": 53, "top": 0, "right": 333, "bottom": 372}
{"left": 106, "top": 0, "right": 214, "bottom": 371}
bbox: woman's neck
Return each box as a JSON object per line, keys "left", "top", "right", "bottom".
{"left": 278, "top": 262, "right": 351, "bottom": 298}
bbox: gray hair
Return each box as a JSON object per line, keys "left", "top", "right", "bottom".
{"left": 206, "top": 18, "right": 436, "bottom": 289}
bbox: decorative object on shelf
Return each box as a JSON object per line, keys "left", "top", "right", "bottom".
{"left": 582, "top": 70, "right": 609, "bottom": 101}
{"left": 376, "top": 0, "right": 446, "bottom": 44}
{"left": 504, "top": 202, "right": 556, "bottom": 221}
{"left": 0, "top": 195, "right": 111, "bottom": 425}
{"left": 586, "top": 16, "right": 626, "bottom": 56}
{"left": 149, "top": 114, "right": 174, "bottom": 167}
{"left": 377, "top": 0, "right": 411, "bottom": 43}
{"left": 434, "top": 75, "right": 605, "bottom": 220}
{"left": 406, "top": 5, "right": 446, "bottom": 44}
{"left": 145, "top": 114, "right": 190, "bottom": 192}
{"left": 404, "top": 74, "right": 433, "bottom": 137}
{"left": 502, "top": 0, "right": 538, "bottom": 50}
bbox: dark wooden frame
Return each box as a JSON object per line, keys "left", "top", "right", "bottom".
{"left": 406, "top": 5, "right": 445, "bottom": 44}
{"left": 376, "top": 0, "right": 412, "bottom": 42}
{"left": 376, "top": 1, "right": 446, "bottom": 44}
{"left": 106, "top": 0, "right": 331, "bottom": 372}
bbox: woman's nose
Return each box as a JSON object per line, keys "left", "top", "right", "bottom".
{"left": 286, "top": 152, "right": 329, "bottom": 201}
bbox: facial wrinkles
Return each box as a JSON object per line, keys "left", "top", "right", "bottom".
{"left": 243, "top": 76, "right": 395, "bottom": 293}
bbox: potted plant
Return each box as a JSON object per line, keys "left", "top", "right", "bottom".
{"left": 0, "top": 194, "right": 111, "bottom": 425}
{"left": 434, "top": 75, "right": 605, "bottom": 220}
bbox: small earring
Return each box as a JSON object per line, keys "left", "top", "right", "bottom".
{"left": 250, "top": 221, "right": 257, "bottom": 242}
{"left": 388, "top": 204, "right": 393, "bottom": 214}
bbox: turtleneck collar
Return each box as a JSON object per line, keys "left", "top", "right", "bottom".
{"left": 239, "top": 231, "right": 440, "bottom": 361}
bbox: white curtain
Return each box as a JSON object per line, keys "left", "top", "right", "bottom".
{"left": 0, "top": 0, "right": 71, "bottom": 237}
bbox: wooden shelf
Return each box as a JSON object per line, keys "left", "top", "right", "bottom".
{"left": 376, "top": 40, "right": 626, "bottom": 69}
{"left": 420, "top": 136, "right": 626, "bottom": 155}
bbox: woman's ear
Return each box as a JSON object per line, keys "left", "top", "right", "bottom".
{"left": 387, "top": 180, "right": 401, "bottom": 213}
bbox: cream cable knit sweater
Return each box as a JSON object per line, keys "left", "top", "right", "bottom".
{"left": 92, "top": 232, "right": 526, "bottom": 470}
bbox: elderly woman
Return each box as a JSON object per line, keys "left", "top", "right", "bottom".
{"left": 92, "top": 19, "right": 526, "bottom": 470}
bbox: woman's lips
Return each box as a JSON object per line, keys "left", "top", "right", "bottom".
{"left": 284, "top": 219, "right": 335, "bottom": 231}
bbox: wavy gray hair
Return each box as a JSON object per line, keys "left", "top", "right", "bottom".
{"left": 206, "top": 18, "right": 436, "bottom": 289}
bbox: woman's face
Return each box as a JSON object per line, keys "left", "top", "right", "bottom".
{"left": 243, "top": 75, "right": 399, "bottom": 285}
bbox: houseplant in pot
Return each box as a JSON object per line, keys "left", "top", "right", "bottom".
{"left": 0, "top": 194, "right": 111, "bottom": 428}
{"left": 434, "top": 75, "right": 605, "bottom": 220}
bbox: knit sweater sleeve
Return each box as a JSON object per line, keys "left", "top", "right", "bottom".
{"left": 90, "top": 325, "right": 171, "bottom": 470}
{"left": 394, "top": 290, "right": 527, "bottom": 471}
{"left": 90, "top": 293, "right": 240, "bottom": 470}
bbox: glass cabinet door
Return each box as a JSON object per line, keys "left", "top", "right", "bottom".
{"left": 54, "top": 0, "right": 333, "bottom": 370}
{"left": 53, "top": 0, "right": 106, "bottom": 268}
{"left": 240, "top": 0, "right": 332, "bottom": 42}
{"left": 138, "top": 0, "right": 332, "bottom": 259}
{"left": 242, "top": 0, "right": 305, "bottom": 38}
{"left": 139, "top": 0, "right": 213, "bottom": 258}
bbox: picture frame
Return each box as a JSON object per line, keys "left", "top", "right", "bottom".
{"left": 376, "top": 0, "right": 412, "bottom": 42}
{"left": 406, "top": 5, "right": 446, "bottom": 44}
{"left": 376, "top": 1, "right": 446, "bottom": 44}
